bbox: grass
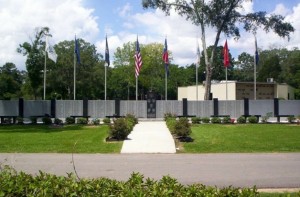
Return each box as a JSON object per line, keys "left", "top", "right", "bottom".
{"left": 260, "top": 193, "right": 300, "bottom": 197}
{"left": 182, "top": 124, "right": 300, "bottom": 153}
{"left": 0, "top": 125, "right": 122, "bottom": 153}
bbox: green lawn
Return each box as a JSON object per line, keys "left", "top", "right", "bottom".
{"left": 0, "top": 125, "right": 122, "bottom": 153}
{"left": 183, "top": 124, "right": 300, "bottom": 153}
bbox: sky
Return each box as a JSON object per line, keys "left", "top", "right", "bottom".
{"left": 0, "top": 0, "right": 300, "bottom": 70}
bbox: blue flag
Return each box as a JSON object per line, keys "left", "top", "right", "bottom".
{"left": 255, "top": 36, "right": 259, "bottom": 65}
{"left": 105, "top": 36, "right": 110, "bottom": 66}
{"left": 75, "top": 36, "right": 80, "bottom": 64}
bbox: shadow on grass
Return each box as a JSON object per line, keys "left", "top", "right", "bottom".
{"left": 0, "top": 124, "right": 87, "bottom": 133}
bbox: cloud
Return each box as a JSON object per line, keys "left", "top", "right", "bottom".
{"left": 0, "top": 0, "right": 99, "bottom": 70}
{"left": 118, "top": 3, "right": 132, "bottom": 17}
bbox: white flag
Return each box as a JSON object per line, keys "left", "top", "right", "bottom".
{"left": 46, "top": 36, "right": 57, "bottom": 63}
{"left": 196, "top": 43, "right": 201, "bottom": 67}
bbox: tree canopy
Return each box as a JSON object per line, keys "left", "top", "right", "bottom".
{"left": 142, "top": 0, "right": 294, "bottom": 99}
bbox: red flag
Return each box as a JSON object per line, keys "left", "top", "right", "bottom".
{"left": 223, "top": 40, "right": 230, "bottom": 68}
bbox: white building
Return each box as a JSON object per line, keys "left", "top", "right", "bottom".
{"left": 178, "top": 81, "right": 295, "bottom": 100}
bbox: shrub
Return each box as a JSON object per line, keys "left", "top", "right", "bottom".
{"left": 30, "top": 117, "right": 37, "bottom": 124}
{"left": 191, "top": 117, "right": 201, "bottom": 124}
{"left": 287, "top": 116, "right": 296, "bottom": 123}
{"left": 42, "top": 117, "right": 52, "bottom": 125}
{"left": 164, "top": 112, "right": 176, "bottom": 121}
{"left": 92, "top": 118, "right": 100, "bottom": 125}
{"left": 202, "top": 117, "right": 210, "bottom": 123}
{"left": 54, "top": 118, "right": 63, "bottom": 125}
{"left": 173, "top": 118, "right": 191, "bottom": 137}
{"left": 16, "top": 117, "right": 23, "bottom": 125}
{"left": 109, "top": 118, "right": 131, "bottom": 140}
{"left": 65, "top": 117, "right": 75, "bottom": 124}
{"left": 166, "top": 117, "right": 177, "bottom": 134}
{"left": 262, "top": 112, "right": 272, "bottom": 123}
{"left": 0, "top": 166, "right": 260, "bottom": 197}
{"left": 77, "top": 117, "right": 88, "bottom": 125}
{"left": 125, "top": 114, "right": 138, "bottom": 125}
{"left": 211, "top": 117, "right": 221, "bottom": 124}
{"left": 248, "top": 116, "right": 258, "bottom": 124}
{"left": 237, "top": 116, "right": 246, "bottom": 124}
{"left": 103, "top": 118, "right": 111, "bottom": 124}
{"left": 222, "top": 116, "right": 231, "bottom": 124}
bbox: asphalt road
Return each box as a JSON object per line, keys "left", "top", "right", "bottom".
{"left": 0, "top": 153, "right": 300, "bottom": 188}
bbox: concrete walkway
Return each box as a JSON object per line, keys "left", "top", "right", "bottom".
{"left": 121, "top": 121, "right": 176, "bottom": 153}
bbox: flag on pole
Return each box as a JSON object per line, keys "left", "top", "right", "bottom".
{"left": 196, "top": 43, "right": 201, "bottom": 67}
{"left": 45, "top": 36, "right": 57, "bottom": 63}
{"left": 75, "top": 36, "right": 80, "bottom": 64}
{"left": 255, "top": 36, "right": 259, "bottom": 65}
{"left": 223, "top": 40, "right": 230, "bottom": 67}
{"left": 163, "top": 38, "right": 169, "bottom": 76}
{"left": 105, "top": 35, "right": 110, "bottom": 66}
{"left": 134, "top": 36, "right": 142, "bottom": 78}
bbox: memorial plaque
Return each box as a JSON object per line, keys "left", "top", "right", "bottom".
{"left": 147, "top": 91, "right": 156, "bottom": 118}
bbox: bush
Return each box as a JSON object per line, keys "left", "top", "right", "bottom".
{"left": 103, "top": 118, "right": 111, "bottom": 124}
{"left": 65, "top": 117, "right": 75, "bottom": 124}
{"left": 125, "top": 114, "right": 138, "bottom": 125}
{"left": 237, "top": 116, "right": 246, "bottom": 124}
{"left": 77, "top": 117, "right": 88, "bottom": 125}
{"left": 0, "top": 166, "right": 260, "bottom": 196}
{"left": 202, "top": 117, "right": 210, "bottom": 123}
{"left": 191, "top": 117, "right": 201, "bottom": 124}
{"left": 287, "top": 116, "right": 296, "bottom": 123}
{"left": 109, "top": 118, "right": 132, "bottom": 140}
{"left": 164, "top": 112, "right": 176, "bottom": 121}
{"left": 42, "top": 117, "right": 52, "bottom": 125}
{"left": 54, "top": 118, "right": 63, "bottom": 125}
{"left": 166, "top": 117, "right": 177, "bottom": 134}
{"left": 262, "top": 112, "right": 272, "bottom": 123}
{"left": 30, "top": 117, "right": 37, "bottom": 124}
{"left": 91, "top": 118, "right": 100, "bottom": 125}
{"left": 173, "top": 118, "right": 191, "bottom": 137}
{"left": 16, "top": 117, "right": 23, "bottom": 125}
{"left": 211, "top": 117, "right": 221, "bottom": 124}
{"left": 248, "top": 116, "right": 258, "bottom": 124}
{"left": 222, "top": 116, "right": 231, "bottom": 124}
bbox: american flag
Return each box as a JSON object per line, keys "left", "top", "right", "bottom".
{"left": 135, "top": 37, "right": 142, "bottom": 78}
{"left": 163, "top": 38, "right": 169, "bottom": 76}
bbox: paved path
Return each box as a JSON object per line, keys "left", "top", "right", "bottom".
{"left": 1, "top": 153, "right": 300, "bottom": 188}
{"left": 121, "top": 121, "right": 176, "bottom": 153}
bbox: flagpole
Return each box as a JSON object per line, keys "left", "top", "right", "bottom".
{"left": 136, "top": 77, "right": 138, "bottom": 101}
{"left": 254, "top": 35, "right": 257, "bottom": 100}
{"left": 105, "top": 63, "right": 107, "bottom": 115}
{"left": 165, "top": 72, "right": 167, "bottom": 100}
{"left": 226, "top": 67, "right": 228, "bottom": 100}
{"left": 44, "top": 47, "right": 47, "bottom": 100}
{"left": 74, "top": 49, "right": 76, "bottom": 100}
{"left": 254, "top": 57, "right": 256, "bottom": 100}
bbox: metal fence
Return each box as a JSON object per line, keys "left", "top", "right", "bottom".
{"left": 0, "top": 99, "right": 300, "bottom": 119}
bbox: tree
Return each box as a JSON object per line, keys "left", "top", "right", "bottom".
{"left": 257, "top": 54, "right": 281, "bottom": 82}
{"left": 18, "top": 27, "right": 51, "bottom": 99}
{"left": 48, "top": 39, "right": 102, "bottom": 99}
{"left": 142, "top": 0, "right": 294, "bottom": 100}
{"left": 0, "top": 63, "right": 24, "bottom": 99}
{"left": 234, "top": 52, "right": 254, "bottom": 82}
